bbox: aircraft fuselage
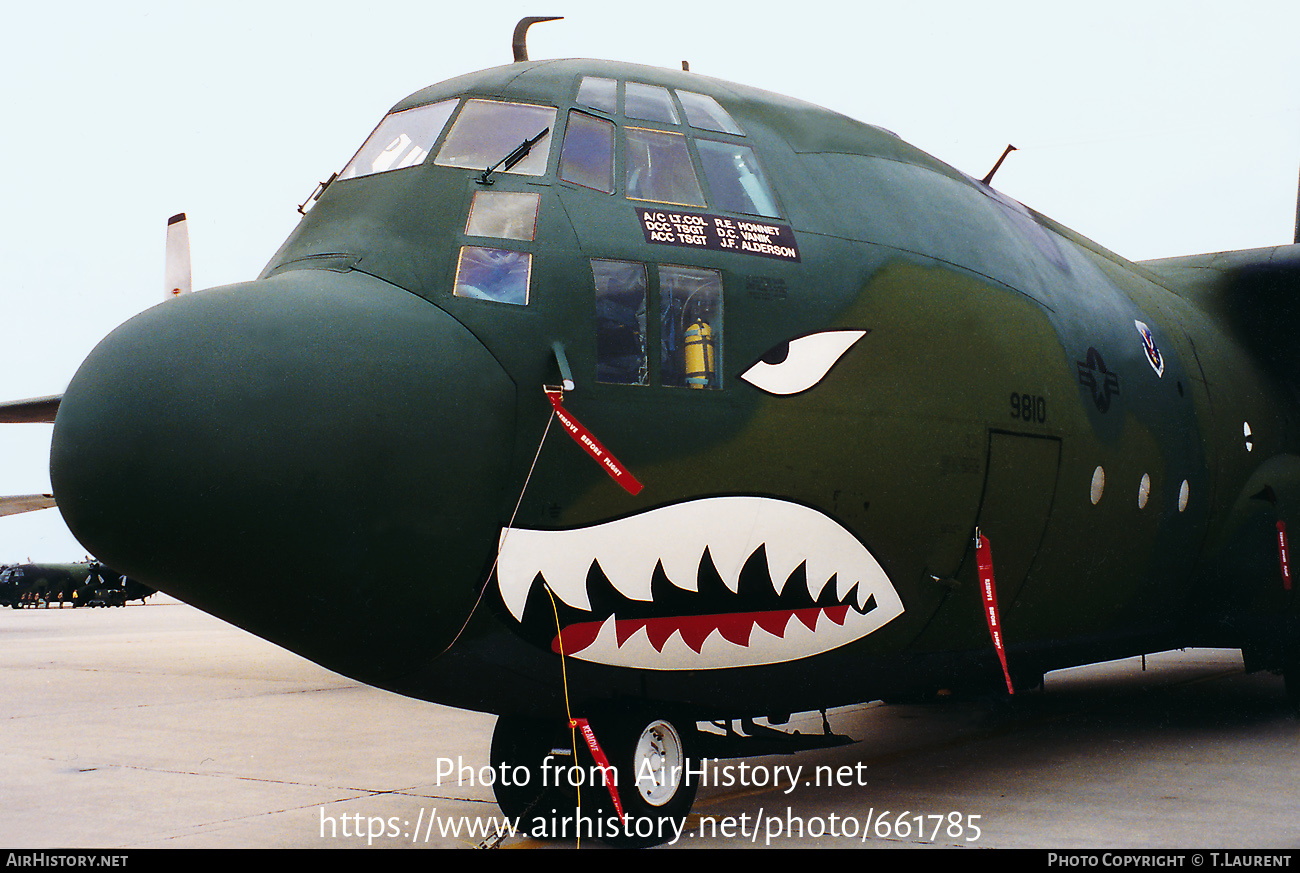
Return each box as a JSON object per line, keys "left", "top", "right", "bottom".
{"left": 49, "top": 58, "right": 1300, "bottom": 727}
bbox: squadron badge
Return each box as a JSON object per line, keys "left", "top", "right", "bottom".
{"left": 1134, "top": 320, "right": 1165, "bottom": 378}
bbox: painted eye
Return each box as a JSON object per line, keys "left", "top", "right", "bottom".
{"left": 739, "top": 330, "right": 867, "bottom": 395}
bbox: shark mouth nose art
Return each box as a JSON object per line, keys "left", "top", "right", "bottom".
{"left": 495, "top": 497, "right": 904, "bottom": 670}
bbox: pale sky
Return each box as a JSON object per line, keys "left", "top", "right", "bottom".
{"left": 1, "top": 0, "right": 1297, "bottom": 560}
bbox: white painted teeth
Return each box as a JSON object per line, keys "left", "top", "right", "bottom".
{"left": 495, "top": 496, "right": 900, "bottom": 623}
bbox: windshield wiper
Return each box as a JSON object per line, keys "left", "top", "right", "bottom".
{"left": 477, "top": 127, "right": 550, "bottom": 185}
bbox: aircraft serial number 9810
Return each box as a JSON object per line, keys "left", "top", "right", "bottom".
{"left": 1010, "top": 392, "right": 1047, "bottom": 424}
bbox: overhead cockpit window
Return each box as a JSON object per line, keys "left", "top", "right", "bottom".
{"left": 465, "top": 191, "right": 540, "bottom": 241}
{"left": 695, "top": 140, "right": 781, "bottom": 218}
{"left": 625, "top": 82, "right": 679, "bottom": 125}
{"left": 435, "top": 99, "right": 557, "bottom": 177}
{"left": 677, "top": 91, "right": 743, "bottom": 136}
{"left": 560, "top": 111, "right": 615, "bottom": 193}
{"left": 660, "top": 265, "right": 723, "bottom": 389}
{"left": 625, "top": 128, "right": 704, "bottom": 207}
{"left": 339, "top": 99, "right": 457, "bottom": 180}
{"left": 453, "top": 246, "right": 531, "bottom": 305}
{"left": 576, "top": 77, "right": 618, "bottom": 114}
{"left": 592, "top": 260, "right": 649, "bottom": 385}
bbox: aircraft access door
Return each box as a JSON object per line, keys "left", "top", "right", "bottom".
{"left": 974, "top": 431, "right": 1061, "bottom": 609}
{"left": 910, "top": 431, "right": 1061, "bottom": 655}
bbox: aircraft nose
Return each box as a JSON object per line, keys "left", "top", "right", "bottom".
{"left": 50, "top": 269, "right": 516, "bottom": 682}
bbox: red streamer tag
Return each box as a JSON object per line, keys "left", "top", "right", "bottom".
{"left": 571, "top": 717, "right": 627, "bottom": 825}
{"left": 976, "top": 533, "right": 1015, "bottom": 695}
{"left": 1278, "top": 521, "right": 1292, "bottom": 591}
{"left": 546, "top": 390, "right": 643, "bottom": 495}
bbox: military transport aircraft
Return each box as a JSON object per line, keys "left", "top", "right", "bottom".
{"left": 3, "top": 17, "right": 1299, "bottom": 845}
{"left": 0, "top": 560, "right": 152, "bottom": 608}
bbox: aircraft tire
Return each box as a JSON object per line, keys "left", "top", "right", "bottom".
{"left": 489, "top": 714, "right": 574, "bottom": 838}
{"left": 582, "top": 709, "right": 698, "bottom": 848}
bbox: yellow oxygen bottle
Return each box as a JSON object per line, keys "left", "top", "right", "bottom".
{"left": 683, "top": 320, "right": 714, "bottom": 388}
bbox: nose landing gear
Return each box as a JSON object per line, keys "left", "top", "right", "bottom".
{"left": 488, "top": 708, "right": 698, "bottom": 847}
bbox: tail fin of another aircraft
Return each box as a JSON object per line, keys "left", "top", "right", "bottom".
{"left": 1142, "top": 243, "right": 1300, "bottom": 387}
{"left": 1294, "top": 161, "right": 1299, "bottom": 244}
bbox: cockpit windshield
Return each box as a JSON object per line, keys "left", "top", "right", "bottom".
{"left": 435, "top": 99, "right": 557, "bottom": 176}
{"left": 339, "top": 100, "right": 457, "bottom": 180}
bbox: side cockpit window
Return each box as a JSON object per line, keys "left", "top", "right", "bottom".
{"left": 435, "top": 99, "right": 556, "bottom": 176}
{"left": 626, "top": 128, "right": 705, "bottom": 207}
{"left": 339, "top": 99, "right": 458, "bottom": 180}
{"left": 660, "top": 265, "right": 722, "bottom": 389}
{"left": 591, "top": 260, "right": 723, "bottom": 390}
{"left": 560, "top": 111, "right": 615, "bottom": 193}
{"left": 593, "top": 260, "right": 649, "bottom": 385}
{"left": 695, "top": 140, "right": 780, "bottom": 218}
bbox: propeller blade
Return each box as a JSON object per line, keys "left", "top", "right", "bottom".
{"left": 164, "top": 212, "right": 192, "bottom": 299}
{"left": 0, "top": 494, "right": 56, "bottom": 518}
{"left": 0, "top": 395, "right": 61, "bottom": 423}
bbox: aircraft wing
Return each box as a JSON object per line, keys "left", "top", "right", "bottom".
{"left": 0, "top": 396, "right": 63, "bottom": 515}
{"left": 0, "top": 395, "right": 61, "bottom": 423}
{"left": 0, "top": 494, "right": 57, "bottom": 517}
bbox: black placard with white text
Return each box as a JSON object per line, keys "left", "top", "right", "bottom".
{"left": 635, "top": 208, "right": 800, "bottom": 262}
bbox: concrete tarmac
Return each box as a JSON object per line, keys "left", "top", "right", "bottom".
{"left": 2, "top": 596, "right": 1298, "bottom": 849}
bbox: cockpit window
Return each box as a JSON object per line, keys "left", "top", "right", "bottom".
{"left": 677, "top": 91, "right": 743, "bottom": 135}
{"left": 339, "top": 99, "right": 458, "bottom": 180}
{"left": 625, "top": 82, "right": 679, "bottom": 124}
{"left": 593, "top": 260, "right": 649, "bottom": 385}
{"left": 454, "top": 246, "right": 531, "bottom": 305}
{"left": 435, "top": 99, "right": 556, "bottom": 177}
{"left": 695, "top": 140, "right": 781, "bottom": 218}
{"left": 465, "top": 191, "right": 540, "bottom": 241}
{"left": 625, "top": 128, "right": 704, "bottom": 207}
{"left": 577, "top": 77, "right": 618, "bottom": 114}
{"left": 660, "top": 265, "right": 722, "bottom": 389}
{"left": 560, "top": 111, "right": 615, "bottom": 193}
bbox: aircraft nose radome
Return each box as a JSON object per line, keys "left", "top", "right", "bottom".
{"left": 50, "top": 270, "right": 516, "bottom": 681}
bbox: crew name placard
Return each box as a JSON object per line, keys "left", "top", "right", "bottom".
{"left": 635, "top": 208, "right": 800, "bottom": 262}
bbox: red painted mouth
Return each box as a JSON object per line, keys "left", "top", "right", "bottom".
{"left": 551, "top": 602, "right": 867, "bottom": 656}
